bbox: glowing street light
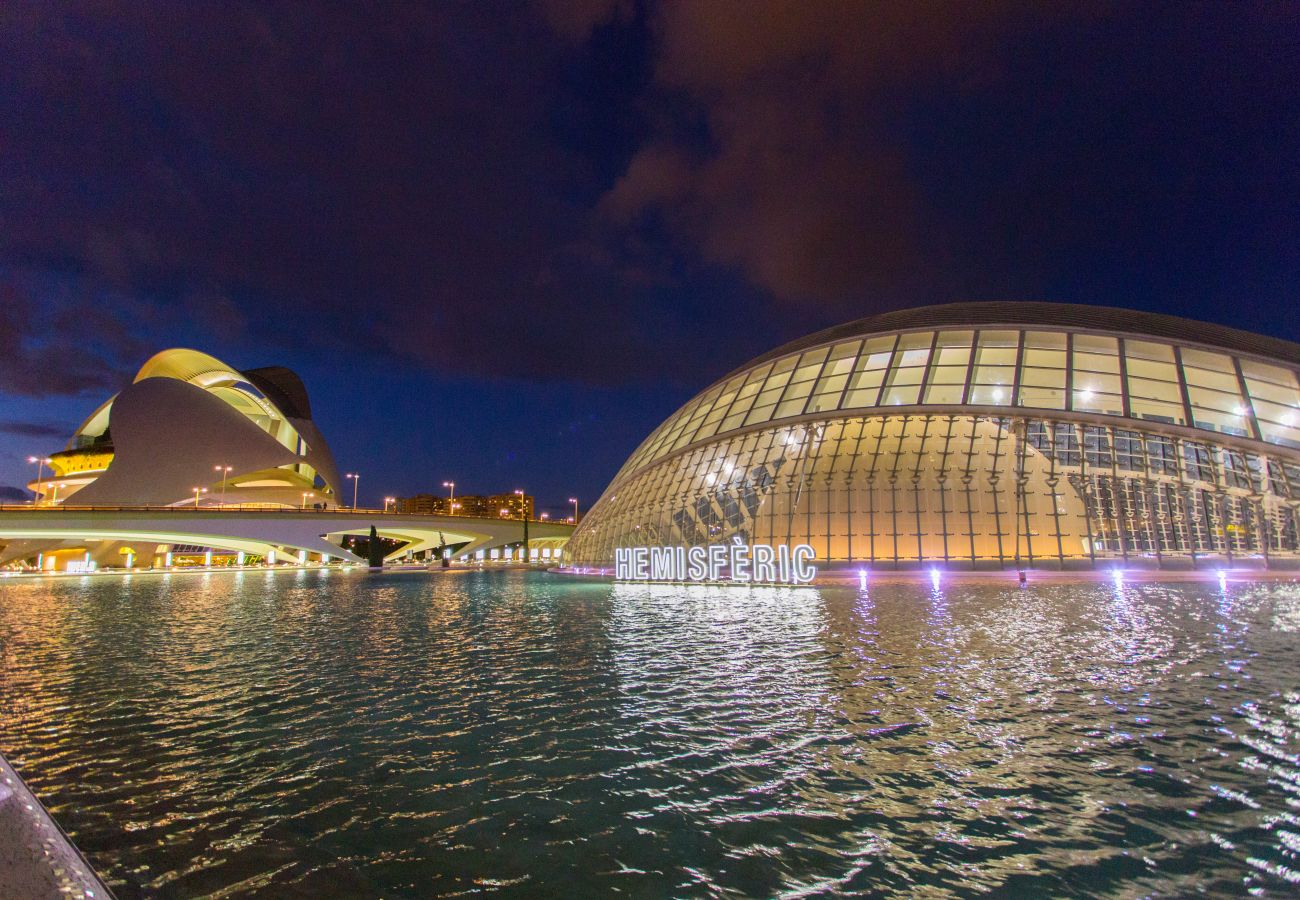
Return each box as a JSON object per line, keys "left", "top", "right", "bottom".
{"left": 383, "top": 496, "right": 396, "bottom": 512}
{"left": 192, "top": 486, "right": 208, "bottom": 507}
{"left": 443, "top": 481, "right": 455, "bottom": 503}
{"left": 27, "top": 456, "right": 52, "bottom": 504}
{"left": 302, "top": 491, "right": 315, "bottom": 510}
{"left": 569, "top": 497, "right": 579, "bottom": 523}
{"left": 540, "top": 512, "right": 550, "bottom": 521}
{"left": 214, "top": 465, "right": 233, "bottom": 505}
{"left": 346, "top": 473, "right": 360, "bottom": 509}
{"left": 52, "top": 482, "right": 67, "bottom": 505}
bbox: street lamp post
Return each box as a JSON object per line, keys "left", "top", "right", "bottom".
{"left": 443, "top": 481, "right": 455, "bottom": 505}
{"left": 514, "top": 489, "right": 529, "bottom": 563}
{"left": 302, "top": 492, "right": 314, "bottom": 510}
{"left": 569, "top": 497, "right": 579, "bottom": 524}
{"left": 27, "top": 456, "right": 52, "bottom": 504}
{"left": 214, "top": 465, "right": 232, "bottom": 505}
{"left": 384, "top": 496, "right": 396, "bottom": 513}
{"left": 192, "top": 486, "right": 208, "bottom": 507}
{"left": 346, "top": 473, "right": 360, "bottom": 509}
{"left": 52, "top": 482, "right": 67, "bottom": 505}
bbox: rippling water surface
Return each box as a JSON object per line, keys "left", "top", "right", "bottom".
{"left": 1, "top": 569, "right": 1298, "bottom": 897}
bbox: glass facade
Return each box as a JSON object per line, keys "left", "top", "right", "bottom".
{"left": 570, "top": 319, "right": 1300, "bottom": 570}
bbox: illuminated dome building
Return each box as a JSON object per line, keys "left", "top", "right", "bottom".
{"left": 29, "top": 348, "right": 341, "bottom": 509}
{"left": 567, "top": 303, "right": 1300, "bottom": 571}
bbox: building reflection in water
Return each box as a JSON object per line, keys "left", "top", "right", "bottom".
{"left": 0, "top": 573, "right": 1295, "bottom": 895}
{"left": 604, "top": 577, "right": 1298, "bottom": 894}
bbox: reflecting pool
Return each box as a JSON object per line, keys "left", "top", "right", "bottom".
{"left": 0, "top": 570, "right": 1297, "bottom": 896}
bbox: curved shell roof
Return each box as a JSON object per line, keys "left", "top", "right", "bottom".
{"left": 606, "top": 302, "right": 1300, "bottom": 490}
{"left": 730, "top": 302, "right": 1300, "bottom": 376}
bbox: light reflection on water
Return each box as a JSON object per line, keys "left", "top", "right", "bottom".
{"left": 0, "top": 571, "right": 1297, "bottom": 897}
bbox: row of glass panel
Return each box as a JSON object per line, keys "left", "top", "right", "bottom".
{"left": 571, "top": 414, "right": 1300, "bottom": 567}
{"left": 617, "top": 329, "right": 1300, "bottom": 481}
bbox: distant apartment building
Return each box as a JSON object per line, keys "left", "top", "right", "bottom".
{"left": 394, "top": 494, "right": 450, "bottom": 515}
{"left": 397, "top": 492, "right": 534, "bottom": 519}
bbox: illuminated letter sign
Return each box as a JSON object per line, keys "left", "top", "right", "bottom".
{"left": 615, "top": 543, "right": 816, "bottom": 584}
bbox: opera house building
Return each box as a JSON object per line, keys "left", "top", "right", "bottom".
{"left": 27, "top": 348, "right": 341, "bottom": 509}
{"left": 566, "top": 303, "right": 1300, "bottom": 571}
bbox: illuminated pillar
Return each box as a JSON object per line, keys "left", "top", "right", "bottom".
{"left": 204, "top": 550, "right": 213, "bottom": 567}
{"left": 297, "top": 549, "right": 307, "bottom": 565}
{"left": 236, "top": 551, "right": 246, "bottom": 566}
{"left": 165, "top": 552, "right": 173, "bottom": 567}
{"left": 267, "top": 550, "right": 277, "bottom": 566}
{"left": 125, "top": 551, "right": 134, "bottom": 568}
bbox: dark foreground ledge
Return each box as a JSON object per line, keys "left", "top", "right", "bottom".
{"left": 0, "top": 751, "right": 111, "bottom": 899}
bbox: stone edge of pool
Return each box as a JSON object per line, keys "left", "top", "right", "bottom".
{"left": 0, "top": 750, "right": 113, "bottom": 900}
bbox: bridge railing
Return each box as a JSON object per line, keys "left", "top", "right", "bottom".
{"left": 0, "top": 503, "right": 572, "bottom": 524}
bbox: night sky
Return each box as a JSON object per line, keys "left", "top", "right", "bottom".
{"left": 2, "top": 3, "right": 1297, "bottom": 515}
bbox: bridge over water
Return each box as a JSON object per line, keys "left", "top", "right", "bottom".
{"left": 0, "top": 506, "right": 574, "bottom": 568}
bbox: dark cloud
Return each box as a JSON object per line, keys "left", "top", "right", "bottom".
{"left": 0, "top": 0, "right": 1296, "bottom": 417}
{"left": 0, "top": 271, "right": 149, "bottom": 396}
{"left": 0, "top": 1, "right": 721, "bottom": 390}
{"left": 596, "top": 2, "right": 1299, "bottom": 335}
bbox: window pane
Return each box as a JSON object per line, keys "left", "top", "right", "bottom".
{"left": 826, "top": 339, "right": 861, "bottom": 362}
{"left": 1258, "top": 419, "right": 1300, "bottom": 449}
{"left": 1127, "top": 376, "right": 1179, "bottom": 400}
{"left": 1023, "top": 348, "right": 1066, "bottom": 368}
{"left": 1252, "top": 398, "right": 1300, "bottom": 427}
{"left": 971, "top": 364, "right": 1015, "bottom": 385}
{"left": 1187, "top": 385, "right": 1245, "bottom": 414}
{"left": 936, "top": 346, "right": 971, "bottom": 366}
{"left": 928, "top": 364, "right": 968, "bottom": 385}
{"left": 1020, "top": 367, "right": 1065, "bottom": 388}
{"left": 1183, "top": 365, "right": 1240, "bottom": 393}
{"left": 1024, "top": 331, "right": 1067, "bottom": 350}
{"left": 1074, "top": 390, "right": 1124, "bottom": 416}
{"left": 969, "top": 384, "right": 1011, "bottom": 405}
{"left": 924, "top": 383, "right": 964, "bottom": 404}
{"left": 1180, "top": 348, "right": 1232, "bottom": 371}
{"left": 1125, "top": 340, "right": 1175, "bottom": 363}
{"left": 1129, "top": 397, "right": 1186, "bottom": 425}
{"left": 1246, "top": 375, "right": 1300, "bottom": 407}
{"left": 743, "top": 403, "right": 778, "bottom": 426}
{"left": 1073, "top": 372, "right": 1122, "bottom": 395}
{"left": 778, "top": 375, "right": 816, "bottom": 406}
{"left": 887, "top": 366, "right": 926, "bottom": 386}
{"left": 897, "top": 332, "right": 932, "bottom": 351}
{"left": 1017, "top": 383, "right": 1065, "bottom": 409}
{"left": 881, "top": 384, "right": 921, "bottom": 405}
{"left": 1072, "top": 334, "right": 1120, "bottom": 375}
{"left": 936, "top": 330, "right": 974, "bottom": 347}
{"left": 1126, "top": 358, "right": 1179, "bottom": 381}
{"left": 1240, "top": 358, "right": 1298, "bottom": 386}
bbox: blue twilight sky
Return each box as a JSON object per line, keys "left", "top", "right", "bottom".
{"left": 1, "top": 2, "right": 1298, "bottom": 515}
